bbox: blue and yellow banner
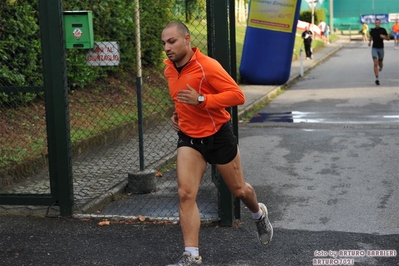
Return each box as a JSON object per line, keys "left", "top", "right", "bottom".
{"left": 248, "top": 0, "right": 298, "bottom": 33}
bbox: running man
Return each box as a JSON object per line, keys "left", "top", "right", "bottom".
{"left": 161, "top": 22, "right": 273, "bottom": 265}
{"left": 368, "top": 19, "right": 390, "bottom": 85}
{"left": 391, "top": 19, "right": 399, "bottom": 49}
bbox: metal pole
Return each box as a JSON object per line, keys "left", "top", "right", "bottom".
{"left": 229, "top": 0, "right": 241, "bottom": 221}
{"left": 311, "top": 0, "right": 315, "bottom": 39}
{"left": 39, "top": 0, "right": 73, "bottom": 216}
{"left": 311, "top": 0, "right": 314, "bottom": 26}
{"left": 135, "top": 0, "right": 144, "bottom": 171}
{"left": 206, "top": 0, "right": 235, "bottom": 227}
{"left": 349, "top": 25, "right": 351, "bottom": 40}
{"left": 329, "top": 0, "right": 334, "bottom": 32}
{"left": 300, "top": 47, "right": 304, "bottom": 77}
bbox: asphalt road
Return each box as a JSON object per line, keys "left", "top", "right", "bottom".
{"left": 238, "top": 40, "right": 399, "bottom": 265}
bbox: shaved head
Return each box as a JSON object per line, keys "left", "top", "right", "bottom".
{"left": 164, "top": 22, "right": 190, "bottom": 38}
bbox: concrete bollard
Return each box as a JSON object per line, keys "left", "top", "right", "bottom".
{"left": 127, "top": 169, "right": 157, "bottom": 194}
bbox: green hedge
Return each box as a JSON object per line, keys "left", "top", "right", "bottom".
{"left": 299, "top": 8, "right": 327, "bottom": 25}
{"left": 0, "top": 0, "right": 174, "bottom": 104}
{"left": 63, "top": 0, "right": 174, "bottom": 89}
{"left": 0, "top": 1, "right": 41, "bottom": 106}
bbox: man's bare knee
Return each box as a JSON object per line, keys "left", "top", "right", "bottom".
{"left": 231, "top": 188, "right": 246, "bottom": 199}
{"left": 178, "top": 187, "right": 196, "bottom": 203}
{"left": 231, "top": 185, "right": 253, "bottom": 200}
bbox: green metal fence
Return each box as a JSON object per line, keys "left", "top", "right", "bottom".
{"left": 0, "top": 0, "right": 238, "bottom": 225}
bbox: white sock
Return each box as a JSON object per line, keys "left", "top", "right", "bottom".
{"left": 185, "top": 247, "right": 199, "bottom": 258}
{"left": 251, "top": 208, "right": 263, "bottom": 220}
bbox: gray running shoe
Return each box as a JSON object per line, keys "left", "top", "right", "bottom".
{"left": 167, "top": 251, "right": 202, "bottom": 266}
{"left": 379, "top": 66, "right": 383, "bottom": 72}
{"left": 256, "top": 203, "right": 273, "bottom": 245}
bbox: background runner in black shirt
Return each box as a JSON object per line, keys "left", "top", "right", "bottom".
{"left": 368, "top": 19, "right": 390, "bottom": 85}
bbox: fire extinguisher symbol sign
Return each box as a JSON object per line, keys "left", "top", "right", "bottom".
{"left": 73, "top": 28, "right": 83, "bottom": 39}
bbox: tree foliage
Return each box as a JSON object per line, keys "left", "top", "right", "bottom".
{"left": 299, "top": 8, "right": 327, "bottom": 25}
{"left": 0, "top": 1, "right": 41, "bottom": 105}
{"left": 0, "top": 0, "right": 175, "bottom": 105}
{"left": 174, "top": 0, "right": 206, "bottom": 22}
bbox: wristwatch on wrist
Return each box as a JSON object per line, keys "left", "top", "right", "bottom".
{"left": 198, "top": 94, "right": 204, "bottom": 104}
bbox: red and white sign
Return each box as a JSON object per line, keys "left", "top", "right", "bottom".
{"left": 86, "top": 42, "right": 120, "bottom": 66}
{"left": 73, "top": 28, "right": 82, "bottom": 39}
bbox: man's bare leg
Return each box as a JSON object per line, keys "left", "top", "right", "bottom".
{"left": 176, "top": 147, "right": 207, "bottom": 247}
{"left": 373, "top": 58, "right": 379, "bottom": 77}
{"left": 216, "top": 149, "right": 259, "bottom": 213}
{"left": 217, "top": 147, "right": 273, "bottom": 245}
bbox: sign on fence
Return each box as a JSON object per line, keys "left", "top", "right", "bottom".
{"left": 360, "top": 14, "right": 389, "bottom": 24}
{"left": 86, "top": 42, "right": 120, "bottom": 66}
{"left": 389, "top": 13, "right": 399, "bottom": 22}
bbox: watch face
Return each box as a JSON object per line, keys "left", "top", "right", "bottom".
{"left": 198, "top": 95, "right": 205, "bottom": 102}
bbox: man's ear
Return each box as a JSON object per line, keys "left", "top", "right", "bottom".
{"left": 185, "top": 34, "right": 190, "bottom": 47}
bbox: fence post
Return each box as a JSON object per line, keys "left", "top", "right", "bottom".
{"left": 207, "top": 0, "right": 236, "bottom": 226}
{"left": 134, "top": 0, "right": 145, "bottom": 171}
{"left": 39, "top": 0, "right": 73, "bottom": 216}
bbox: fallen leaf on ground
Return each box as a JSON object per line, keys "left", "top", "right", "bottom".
{"left": 98, "top": 220, "right": 110, "bottom": 226}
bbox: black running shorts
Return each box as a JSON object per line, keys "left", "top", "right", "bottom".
{"left": 177, "top": 121, "right": 238, "bottom": 164}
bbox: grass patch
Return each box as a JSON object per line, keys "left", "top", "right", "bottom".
{"left": 158, "top": 161, "right": 177, "bottom": 174}
{"left": 235, "top": 22, "right": 246, "bottom": 74}
{"left": 0, "top": 70, "right": 171, "bottom": 171}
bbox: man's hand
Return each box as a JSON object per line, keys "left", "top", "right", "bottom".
{"left": 170, "top": 111, "right": 180, "bottom": 132}
{"left": 177, "top": 84, "right": 200, "bottom": 105}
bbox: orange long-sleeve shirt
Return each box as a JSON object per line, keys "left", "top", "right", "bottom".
{"left": 164, "top": 48, "right": 245, "bottom": 138}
